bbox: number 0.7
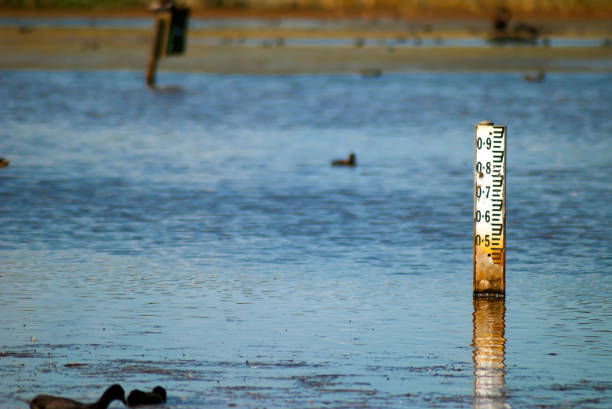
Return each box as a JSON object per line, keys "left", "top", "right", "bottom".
{"left": 476, "top": 185, "right": 490, "bottom": 198}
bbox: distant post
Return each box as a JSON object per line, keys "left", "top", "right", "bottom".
{"left": 146, "top": 1, "right": 190, "bottom": 88}
{"left": 473, "top": 121, "right": 507, "bottom": 297}
{"left": 146, "top": 16, "right": 165, "bottom": 87}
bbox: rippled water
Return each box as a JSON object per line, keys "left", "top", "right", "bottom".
{"left": 1, "top": 71, "right": 611, "bottom": 408}
{"left": 193, "top": 36, "right": 607, "bottom": 48}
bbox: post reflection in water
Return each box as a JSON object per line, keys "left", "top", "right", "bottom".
{"left": 472, "top": 298, "right": 507, "bottom": 409}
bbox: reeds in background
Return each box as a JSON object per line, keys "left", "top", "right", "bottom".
{"left": 1, "top": 0, "right": 611, "bottom": 17}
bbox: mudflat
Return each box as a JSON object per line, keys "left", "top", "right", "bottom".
{"left": 1, "top": 17, "right": 611, "bottom": 73}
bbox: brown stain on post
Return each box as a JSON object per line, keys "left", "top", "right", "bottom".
{"left": 474, "top": 245, "right": 504, "bottom": 294}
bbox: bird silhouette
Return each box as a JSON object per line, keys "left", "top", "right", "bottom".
{"left": 29, "top": 384, "right": 125, "bottom": 409}
{"left": 126, "top": 386, "right": 166, "bottom": 406}
{"left": 331, "top": 153, "right": 356, "bottom": 167}
{"left": 524, "top": 69, "right": 546, "bottom": 82}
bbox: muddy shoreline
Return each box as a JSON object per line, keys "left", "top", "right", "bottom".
{"left": 1, "top": 12, "right": 611, "bottom": 73}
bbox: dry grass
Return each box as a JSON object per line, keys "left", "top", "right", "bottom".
{"left": 1, "top": 0, "right": 612, "bottom": 18}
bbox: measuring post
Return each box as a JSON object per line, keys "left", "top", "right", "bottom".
{"left": 473, "top": 121, "right": 506, "bottom": 297}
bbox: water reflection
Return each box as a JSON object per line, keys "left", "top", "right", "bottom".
{"left": 472, "top": 298, "right": 507, "bottom": 409}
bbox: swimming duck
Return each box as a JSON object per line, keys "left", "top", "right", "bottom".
{"left": 29, "top": 384, "right": 125, "bottom": 409}
{"left": 361, "top": 68, "right": 382, "bottom": 78}
{"left": 0, "top": 157, "right": 9, "bottom": 168}
{"left": 126, "top": 386, "right": 166, "bottom": 406}
{"left": 331, "top": 153, "right": 356, "bottom": 167}
{"left": 524, "top": 69, "right": 545, "bottom": 82}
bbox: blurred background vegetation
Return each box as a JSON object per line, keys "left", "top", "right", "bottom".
{"left": 1, "top": 0, "right": 611, "bottom": 17}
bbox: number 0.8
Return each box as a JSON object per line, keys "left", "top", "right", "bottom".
{"left": 475, "top": 161, "right": 492, "bottom": 174}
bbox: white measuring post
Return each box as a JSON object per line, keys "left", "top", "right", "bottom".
{"left": 473, "top": 121, "right": 506, "bottom": 297}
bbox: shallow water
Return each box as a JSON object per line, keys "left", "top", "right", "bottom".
{"left": 1, "top": 17, "right": 608, "bottom": 49}
{"left": 194, "top": 36, "right": 607, "bottom": 48}
{"left": 0, "top": 70, "right": 611, "bottom": 408}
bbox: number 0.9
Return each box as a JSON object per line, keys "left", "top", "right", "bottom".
{"left": 476, "top": 137, "right": 492, "bottom": 150}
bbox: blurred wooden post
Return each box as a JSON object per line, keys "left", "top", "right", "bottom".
{"left": 473, "top": 121, "right": 507, "bottom": 297}
{"left": 145, "top": 2, "right": 189, "bottom": 88}
{"left": 146, "top": 17, "right": 165, "bottom": 87}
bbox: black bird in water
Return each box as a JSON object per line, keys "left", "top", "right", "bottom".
{"left": 524, "top": 69, "right": 546, "bottom": 82}
{"left": 29, "top": 384, "right": 125, "bottom": 409}
{"left": 331, "top": 153, "right": 357, "bottom": 167}
{"left": 127, "top": 386, "right": 166, "bottom": 407}
{"left": 0, "top": 157, "right": 9, "bottom": 168}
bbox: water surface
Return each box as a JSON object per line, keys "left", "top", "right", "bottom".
{"left": 0, "top": 71, "right": 611, "bottom": 408}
